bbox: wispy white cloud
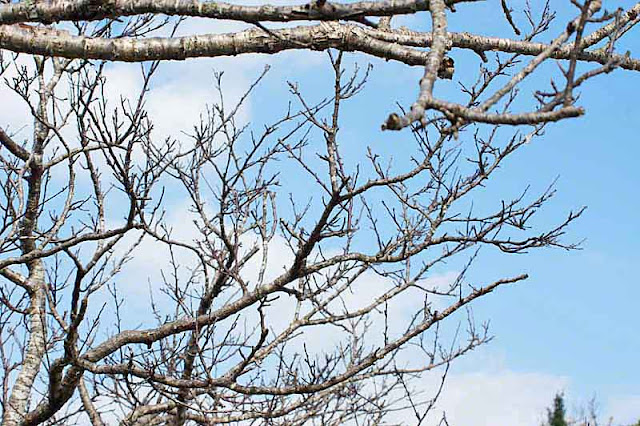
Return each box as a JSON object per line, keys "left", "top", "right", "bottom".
{"left": 386, "top": 368, "right": 569, "bottom": 426}
{"left": 606, "top": 394, "right": 640, "bottom": 425}
{"left": 0, "top": 54, "right": 37, "bottom": 139}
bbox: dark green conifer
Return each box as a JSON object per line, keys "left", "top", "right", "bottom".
{"left": 546, "top": 393, "right": 568, "bottom": 426}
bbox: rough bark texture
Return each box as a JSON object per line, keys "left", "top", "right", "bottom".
{"left": 2, "top": 265, "right": 46, "bottom": 426}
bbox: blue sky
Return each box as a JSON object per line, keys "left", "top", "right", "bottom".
{"left": 444, "top": 0, "right": 640, "bottom": 412}
{"left": 245, "top": 1, "right": 640, "bottom": 421}
{"left": 105, "top": 2, "right": 640, "bottom": 422}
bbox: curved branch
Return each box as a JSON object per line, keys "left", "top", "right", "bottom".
{"left": 0, "top": 126, "right": 29, "bottom": 161}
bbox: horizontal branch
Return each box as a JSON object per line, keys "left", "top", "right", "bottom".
{"left": 0, "top": 22, "right": 432, "bottom": 63}
{"left": 222, "top": 274, "right": 527, "bottom": 396}
{"left": 73, "top": 273, "right": 525, "bottom": 396}
{"left": 0, "top": 0, "right": 477, "bottom": 25}
{"left": 365, "top": 26, "right": 640, "bottom": 72}
{"left": 383, "top": 98, "right": 584, "bottom": 129}
{"left": 0, "top": 224, "right": 142, "bottom": 270}
{"left": 1, "top": 21, "right": 639, "bottom": 72}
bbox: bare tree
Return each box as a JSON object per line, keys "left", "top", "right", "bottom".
{"left": 0, "top": 0, "right": 638, "bottom": 424}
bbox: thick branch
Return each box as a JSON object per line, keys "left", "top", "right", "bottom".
{"left": 0, "top": 0, "right": 477, "bottom": 26}
{"left": 0, "top": 22, "right": 432, "bottom": 63}
{"left": 2, "top": 21, "right": 638, "bottom": 71}
{"left": 0, "top": 126, "right": 29, "bottom": 161}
